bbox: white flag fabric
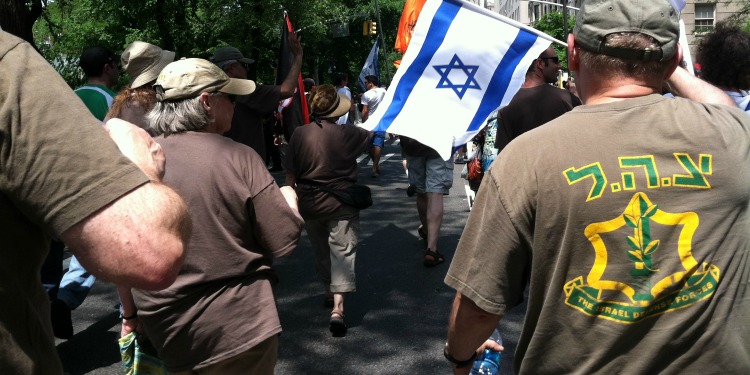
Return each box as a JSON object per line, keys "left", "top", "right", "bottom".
{"left": 361, "top": 0, "right": 555, "bottom": 160}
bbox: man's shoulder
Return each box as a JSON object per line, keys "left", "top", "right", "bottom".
{"left": 0, "top": 32, "right": 25, "bottom": 59}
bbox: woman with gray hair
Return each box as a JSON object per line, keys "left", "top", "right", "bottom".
{"left": 132, "top": 58, "right": 304, "bottom": 374}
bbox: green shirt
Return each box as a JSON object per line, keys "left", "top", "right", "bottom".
{"left": 74, "top": 83, "right": 116, "bottom": 121}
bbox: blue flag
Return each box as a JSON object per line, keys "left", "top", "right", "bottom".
{"left": 358, "top": 39, "right": 380, "bottom": 92}
{"left": 361, "top": 0, "right": 557, "bottom": 160}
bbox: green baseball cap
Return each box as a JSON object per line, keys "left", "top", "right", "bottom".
{"left": 573, "top": 0, "right": 679, "bottom": 62}
{"left": 154, "top": 58, "right": 256, "bottom": 101}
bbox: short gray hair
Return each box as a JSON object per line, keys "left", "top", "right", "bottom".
{"left": 147, "top": 96, "right": 211, "bottom": 136}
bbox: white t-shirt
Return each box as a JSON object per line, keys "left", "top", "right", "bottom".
{"left": 361, "top": 86, "right": 386, "bottom": 117}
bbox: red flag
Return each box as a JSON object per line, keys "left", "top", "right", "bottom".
{"left": 394, "top": 0, "right": 427, "bottom": 54}
{"left": 276, "top": 12, "right": 309, "bottom": 141}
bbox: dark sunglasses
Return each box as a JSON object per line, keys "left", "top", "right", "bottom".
{"left": 540, "top": 56, "right": 560, "bottom": 64}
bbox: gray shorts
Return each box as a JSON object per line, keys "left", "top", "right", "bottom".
{"left": 405, "top": 155, "right": 454, "bottom": 194}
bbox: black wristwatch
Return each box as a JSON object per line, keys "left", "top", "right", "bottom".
{"left": 120, "top": 312, "right": 138, "bottom": 320}
{"left": 443, "top": 343, "right": 478, "bottom": 369}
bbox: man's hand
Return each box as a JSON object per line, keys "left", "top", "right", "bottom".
{"left": 288, "top": 31, "right": 303, "bottom": 57}
{"left": 120, "top": 317, "right": 143, "bottom": 338}
{"left": 104, "top": 118, "right": 165, "bottom": 181}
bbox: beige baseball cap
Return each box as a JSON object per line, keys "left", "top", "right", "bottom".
{"left": 154, "top": 58, "right": 256, "bottom": 101}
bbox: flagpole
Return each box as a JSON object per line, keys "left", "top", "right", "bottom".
{"left": 373, "top": 0, "right": 392, "bottom": 84}
{"left": 563, "top": 1, "right": 569, "bottom": 78}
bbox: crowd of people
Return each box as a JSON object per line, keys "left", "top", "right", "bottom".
{"left": 2, "top": 0, "right": 749, "bottom": 373}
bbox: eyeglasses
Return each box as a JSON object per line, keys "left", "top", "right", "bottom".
{"left": 540, "top": 56, "right": 560, "bottom": 64}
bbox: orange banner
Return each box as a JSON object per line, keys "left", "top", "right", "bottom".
{"left": 394, "top": 0, "right": 426, "bottom": 53}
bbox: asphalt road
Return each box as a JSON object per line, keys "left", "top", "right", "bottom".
{"left": 55, "top": 137, "right": 527, "bottom": 374}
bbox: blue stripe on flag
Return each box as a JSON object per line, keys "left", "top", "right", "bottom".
{"left": 467, "top": 30, "right": 539, "bottom": 132}
{"left": 373, "top": 0, "right": 462, "bottom": 132}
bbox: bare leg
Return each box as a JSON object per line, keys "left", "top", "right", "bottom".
{"left": 333, "top": 293, "right": 345, "bottom": 313}
{"left": 417, "top": 192, "right": 428, "bottom": 228}
{"left": 425, "top": 192, "right": 444, "bottom": 253}
{"left": 371, "top": 146, "right": 382, "bottom": 176}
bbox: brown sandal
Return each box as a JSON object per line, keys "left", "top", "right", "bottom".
{"left": 423, "top": 248, "right": 444, "bottom": 267}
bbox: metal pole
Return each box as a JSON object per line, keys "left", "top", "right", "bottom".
{"left": 373, "top": 0, "right": 391, "bottom": 84}
{"left": 563, "top": 0, "right": 569, "bottom": 76}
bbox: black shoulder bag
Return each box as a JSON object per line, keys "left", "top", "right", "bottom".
{"left": 303, "top": 181, "right": 373, "bottom": 210}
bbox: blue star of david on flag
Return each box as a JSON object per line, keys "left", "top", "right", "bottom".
{"left": 433, "top": 54, "right": 481, "bottom": 99}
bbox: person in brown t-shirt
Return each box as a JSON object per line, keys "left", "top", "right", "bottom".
{"left": 133, "top": 58, "right": 304, "bottom": 374}
{"left": 285, "top": 85, "right": 373, "bottom": 336}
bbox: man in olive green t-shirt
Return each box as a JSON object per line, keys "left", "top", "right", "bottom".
{"left": 444, "top": 1, "right": 749, "bottom": 374}
{"left": 1, "top": 31, "right": 190, "bottom": 375}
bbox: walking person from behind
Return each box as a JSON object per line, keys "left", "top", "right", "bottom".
{"left": 285, "top": 84, "right": 373, "bottom": 336}
{"left": 401, "top": 136, "right": 453, "bottom": 267}
{"left": 445, "top": 1, "right": 749, "bottom": 373}
{"left": 361, "top": 75, "right": 387, "bottom": 177}
{"left": 134, "top": 58, "right": 304, "bottom": 374}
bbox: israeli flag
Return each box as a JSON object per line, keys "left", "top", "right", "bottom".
{"left": 361, "top": 0, "right": 555, "bottom": 160}
{"left": 358, "top": 40, "right": 380, "bottom": 92}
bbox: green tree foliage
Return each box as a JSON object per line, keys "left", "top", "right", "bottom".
{"left": 531, "top": 11, "right": 575, "bottom": 70}
{"left": 28, "top": 0, "right": 403, "bottom": 90}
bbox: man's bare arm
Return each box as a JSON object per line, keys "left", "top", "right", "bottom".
{"left": 61, "top": 181, "right": 190, "bottom": 290}
{"left": 666, "top": 67, "right": 736, "bottom": 107}
{"left": 279, "top": 32, "right": 304, "bottom": 98}
{"left": 446, "top": 292, "right": 503, "bottom": 375}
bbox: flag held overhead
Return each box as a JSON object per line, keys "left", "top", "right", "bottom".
{"left": 361, "top": 0, "right": 556, "bottom": 160}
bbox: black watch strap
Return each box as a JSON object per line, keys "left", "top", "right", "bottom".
{"left": 443, "top": 344, "right": 478, "bottom": 369}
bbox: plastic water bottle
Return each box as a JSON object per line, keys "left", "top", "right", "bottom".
{"left": 469, "top": 329, "right": 502, "bottom": 375}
